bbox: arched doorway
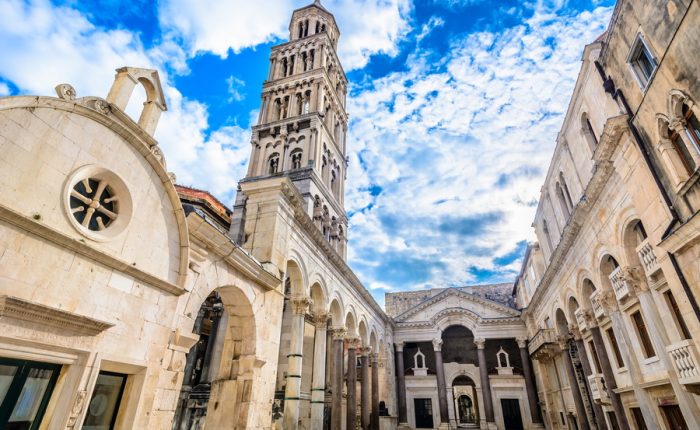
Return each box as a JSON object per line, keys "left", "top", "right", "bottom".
{"left": 452, "top": 375, "right": 479, "bottom": 427}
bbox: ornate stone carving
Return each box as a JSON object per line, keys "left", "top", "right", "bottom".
{"left": 395, "top": 341, "right": 405, "bottom": 352}
{"left": 331, "top": 327, "right": 347, "bottom": 340}
{"left": 69, "top": 177, "right": 119, "bottom": 232}
{"left": 474, "top": 338, "right": 486, "bottom": 350}
{"left": 150, "top": 145, "right": 167, "bottom": 169}
{"left": 313, "top": 312, "right": 329, "bottom": 328}
{"left": 432, "top": 338, "right": 443, "bottom": 352}
{"left": 93, "top": 99, "right": 111, "bottom": 115}
{"left": 55, "top": 83, "right": 76, "bottom": 100}
{"left": 0, "top": 296, "right": 113, "bottom": 335}
{"left": 290, "top": 296, "right": 312, "bottom": 315}
{"left": 598, "top": 290, "right": 619, "bottom": 316}
{"left": 516, "top": 337, "right": 528, "bottom": 349}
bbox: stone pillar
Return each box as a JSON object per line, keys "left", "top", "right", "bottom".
{"left": 371, "top": 352, "right": 380, "bottom": 430}
{"left": 347, "top": 339, "right": 358, "bottom": 430}
{"left": 283, "top": 296, "right": 311, "bottom": 429}
{"left": 517, "top": 337, "right": 543, "bottom": 426}
{"left": 361, "top": 347, "right": 371, "bottom": 429}
{"left": 331, "top": 328, "right": 346, "bottom": 430}
{"left": 199, "top": 301, "right": 225, "bottom": 384}
{"left": 433, "top": 338, "right": 449, "bottom": 427}
{"left": 311, "top": 313, "right": 329, "bottom": 430}
{"left": 589, "top": 323, "right": 630, "bottom": 430}
{"left": 559, "top": 337, "right": 590, "bottom": 430}
{"left": 395, "top": 342, "right": 408, "bottom": 425}
{"left": 571, "top": 330, "right": 608, "bottom": 430}
{"left": 475, "top": 338, "right": 495, "bottom": 424}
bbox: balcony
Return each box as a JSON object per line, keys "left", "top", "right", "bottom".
{"left": 667, "top": 339, "right": 700, "bottom": 394}
{"left": 528, "top": 329, "right": 559, "bottom": 360}
{"left": 587, "top": 374, "right": 609, "bottom": 404}
{"left": 575, "top": 308, "right": 588, "bottom": 331}
{"left": 636, "top": 239, "right": 661, "bottom": 279}
{"left": 590, "top": 290, "right": 605, "bottom": 319}
{"left": 609, "top": 267, "right": 635, "bottom": 303}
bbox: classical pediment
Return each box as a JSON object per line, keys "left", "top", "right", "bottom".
{"left": 393, "top": 288, "right": 521, "bottom": 324}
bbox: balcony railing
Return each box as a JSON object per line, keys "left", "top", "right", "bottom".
{"left": 587, "top": 373, "right": 609, "bottom": 404}
{"left": 590, "top": 290, "right": 605, "bottom": 319}
{"left": 636, "top": 239, "right": 660, "bottom": 279}
{"left": 667, "top": 339, "right": 700, "bottom": 394}
{"left": 575, "top": 308, "right": 588, "bottom": 331}
{"left": 528, "top": 329, "right": 558, "bottom": 356}
{"left": 609, "top": 267, "right": 635, "bottom": 302}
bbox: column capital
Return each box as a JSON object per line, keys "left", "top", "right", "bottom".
{"left": 568, "top": 325, "right": 582, "bottom": 341}
{"left": 474, "top": 338, "right": 486, "bottom": 350}
{"left": 370, "top": 352, "right": 379, "bottom": 362}
{"left": 346, "top": 337, "right": 361, "bottom": 349}
{"left": 670, "top": 117, "right": 687, "bottom": 133}
{"left": 313, "top": 312, "right": 329, "bottom": 328}
{"left": 360, "top": 346, "right": 372, "bottom": 356}
{"left": 432, "top": 338, "right": 443, "bottom": 352}
{"left": 290, "top": 296, "right": 313, "bottom": 315}
{"left": 395, "top": 341, "right": 405, "bottom": 352}
{"left": 331, "top": 327, "right": 347, "bottom": 340}
{"left": 516, "top": 337, "right": 528, "bottom": 349}
{"left": 597, "top": 290, "right": 619, "bottom": 316}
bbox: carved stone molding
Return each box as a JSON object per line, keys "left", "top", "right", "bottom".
{"left": 331, "top": 327, "right": 347, "bottom": 341}
{"left": 516, "top": 337, "right": 528, "bottom": 349}
{"left": 395, "top": 341, "right": 405, "bottom": 352}
{"left": 55, "top": 83, "right": 76, "bottom": 100}
{"left": 0, "top": 296, "right": 114, "bottom": 336}
{"left": 290, "top": 296, "right": 313, "bottom": 315}
{"left": 313, "top": 312, "right": 329, "bottom": 328}
{"left": 432, "top": 338, "right": 443, "bottom": 352}
{"left": 474, "top": 338, "right": 486, "bottom": 350}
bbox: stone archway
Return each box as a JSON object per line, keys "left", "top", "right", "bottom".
{"left": 452, "top": 375, "right": 479, "bottom": 427}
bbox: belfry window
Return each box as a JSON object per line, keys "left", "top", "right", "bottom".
{"left": 269, "top": 153, "right": 280, "bottom": 175}
{"left": 628, "top": 35, "right": 657, "bottom": 89}
{"left": 291, "top": 150, "right": 303, "bottom": 170}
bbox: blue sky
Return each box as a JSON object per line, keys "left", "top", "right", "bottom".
{"left": 0, "top": 0, "right": 615, "bottom": 305}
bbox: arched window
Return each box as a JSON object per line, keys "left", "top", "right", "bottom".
{"left": 330, "top": 169, "right": 337, "bottom": 197}
{"left": 296, "top": 93, "right": 303, "bottom": 116}
{"left": 556, "top": 182, "right": 571, "bottom": 219}
{"left": 291, "top": 149, "right": 303, "bottom": 170}
{"left": 315, "top": 21, "right": 320, "bottom": 34}
{"left": 559, "top": 173, "right": 574, "bottom": 210}
{"left": 304, "top": 20, "right": 309, "bottom": 37}
{"left": 685, "top": 105, "right": 700, "bottom": 148}
{"left": 274, "top": 99, "right": 282, "bottom": 121}
{"left": 632, "top": 220, "right": 648, "bottom": 244}
{"left": 668, "top": 122, "right": 696, "bottom": 175}
{"left": 298, "top": 22, "right": 304, "bottom": 39}
{"left": 542, "top": 220, "right": 554, "bottom": 253}
{"left": 268, "top": 153, "right": 280, "bottom": 175}
{"left": 282, "top": 58, "right": 288, "bottom": 78}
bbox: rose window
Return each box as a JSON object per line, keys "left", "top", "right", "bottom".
{"left": 69, "top": 178, "right": 119, "bottom": 231}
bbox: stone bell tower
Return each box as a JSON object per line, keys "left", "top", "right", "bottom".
{"left": 230, "top": 0, "right": 349, "bottom": 259}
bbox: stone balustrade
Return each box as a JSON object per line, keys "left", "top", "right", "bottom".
{"left": 667, "top": 339, "right": 700, "bottom": 394}
{"left": 587, "top": 373, "right": 609, "bottom": 404}
{"left": 636, "top": 239, "right": 660, "bottom": 279}
{"left": 590, "top": 290, "right": 605, "bottom": 319}
{"left": 528, "top": 328, "right": 558, "bottom": 356}
{"left": 575, "top": 308, "right": 588, "bottom": 331}
{"left": 609, "top": 267, "right": 634, "bottom": 303}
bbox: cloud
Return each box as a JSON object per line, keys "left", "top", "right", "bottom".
{"left": 344, "top": 4, "right": 613, "bottom": 291}
{"left": 0, "top": 83, "right": 9, "bottom": 96}
{"left": 158, "top": 0, "right": 412, "bottom": 70}
{"left": 226, "top": 75, "right": 246, "bottom": 102}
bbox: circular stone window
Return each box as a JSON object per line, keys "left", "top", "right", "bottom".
{"left": 64, "top": 165, "right": 132, "bottom": 241}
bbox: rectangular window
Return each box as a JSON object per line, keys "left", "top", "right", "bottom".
{"left": 589, "top": 340, "right": 602, "bottom": 374}
{"left": 607, "top": 328, "right": 624, "bottom": 368}
{"left": 631, "top": 407, "right": 648, "bottom": 430}
{"left": 83, "top": 371, "right": 128, "bottom": 430}
{"left": 0, "top": 358, "right": 61, "bottom": 430}
{"left": 665, "top": 291, "right": 692, "bottom": 340}
{"left": 628, "top": 35, "right": 657, "bottom": 89}
{"left": 661, "top": 405, "right": 688, "bottom": 430}
{"left": 631, "top": 311, "right": 656, "bottom": 359}
{"left": 607, "top": 411, "right": 620, "bottom": 430}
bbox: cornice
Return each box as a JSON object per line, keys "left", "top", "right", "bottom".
{"left": 0, "top": 295, "right": 114, "bottom": 336}
{"left": 0, "top": 203, "right": 185, "bottom": 296}
{"left": 394, "top": 288, "right": 520, "bottom": 323}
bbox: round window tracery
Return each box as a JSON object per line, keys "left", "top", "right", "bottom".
{"left": 70, "top": 178, "right": 119, "bottom": 231}
{"left": 64, "top": 165, "right": 132, "bottom": 241}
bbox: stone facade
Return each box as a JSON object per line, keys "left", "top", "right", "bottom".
{"left": 515, "top": 1, "right": 700, "bottom": 430}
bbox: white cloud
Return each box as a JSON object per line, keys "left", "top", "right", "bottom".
{"left": 0, "top": 0, "right": 248, "bottom": 204}
{"left": 0, "top": 83, "right": 9, "bottom": 96}
{"left": 158, "top": 0, "right": 412, "bottom": 70}
{"left": 344, "top": 4, "right": 614, "bottom": 290}
{"left": 226, "top": 75, "right": 246, "bottom": 103}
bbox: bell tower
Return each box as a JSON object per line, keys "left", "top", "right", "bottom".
{"left": 231, "top": 0, "right": 349, "bottom": 259}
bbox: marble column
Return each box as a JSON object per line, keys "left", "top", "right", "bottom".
{"left": 199, "top": 301, "right": 226, "bottom": 384}
{"left": 361, "top": 347, "right": 371, "bottom": 429}
{"left": 371, "top": 353, "right": 380, "bottom": 430}
{"left": 589, "top": 322, "right": 630, "bottom": 430}
{"left": 395, "top": 342, "right": 408, "bottom": 425}
{"left": 331, "top": 328, "right": 347, "bottom": 430}
{"left": 310, "top": 313, "right": 329, "bottom": 430}
{"left": 475, "top": 338, "right": 495, "bottom": 423}
{"left": 559, "top": 337, "right": 590, "bottom": 430}
{"left": 571, "top": 330, "right": 608, "bottom": 430}
{"left": 283, "top": 296, "right": 311, "bottom": 429}
{"left": 432, "top": 338, "right": 449, "bottom": 426}
{"left": 347, "top": 338, "right": 358, "bottom": 430}
{"left": 517, "top": 337, "right": 543, "bottom": 425}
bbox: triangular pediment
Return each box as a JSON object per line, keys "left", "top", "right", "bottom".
{"left": 394, "top": 288, "right": 520, "bottom": 324}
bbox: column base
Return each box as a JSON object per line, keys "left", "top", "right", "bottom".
{"left": 438, "top": 423, "right": 450, "bottom": 430}
{"left": 529, "top": 423, "right": 546, "bottom": 430}
{"left": 398, "top": 422, "right": 412, "bottom": 430}
{"left": 480, "top": 422, "right": 498, "bottom": 430}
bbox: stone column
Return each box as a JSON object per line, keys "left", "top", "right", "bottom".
{"left": 347, "top": 338, "right": 358, "bottom": 430}
{"left": 395, "top": 342, "right": 408, "bottom": 425}
{"left": 475, "top": 338, "right": 495, "bottom": 424}
{"left": 199, "top": 301, "right": 225, "bottom": 384}
{"left": 371, "top": 352, "right": 380, "bottom": 430}
{"left": 433, "top": 338, "right": 449, "bottom": 427}
{"left": 283, "top": 296, "right": 311, "bottom": 429}
{"left": 589, "top": 322, "right": 630, "bottom": 430}
{"left": 331, "top": 328, "right": 347, "bottom": 430}
{"left": 601, "top": 290, "right": 660, "bottom": 428}
{"left": 558, "top": 337, "right": 590, "bottom": 430}
{"left": 517, "top": 337, "right": 543, "bottom": 426}
{"left": 361, "top": 347, "right": 371, "bottom": 429}
{"left": 570, "top": 329, "right": 608, "bottom": 430}
{"left": 310, "top": 313, "right": 329, "bottom": 430}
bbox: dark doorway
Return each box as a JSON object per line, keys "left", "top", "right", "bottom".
{"left": 414, "top": 398, "right": 434, "bottom": 429}
{"left": 661, "top": 404, "right": 688, "bottom": 430}
{"left": 0, "top": 358, "right": 61, "bottom": 430}
{"left": 501, "top": 399, "right": 524, "bottom": 430}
